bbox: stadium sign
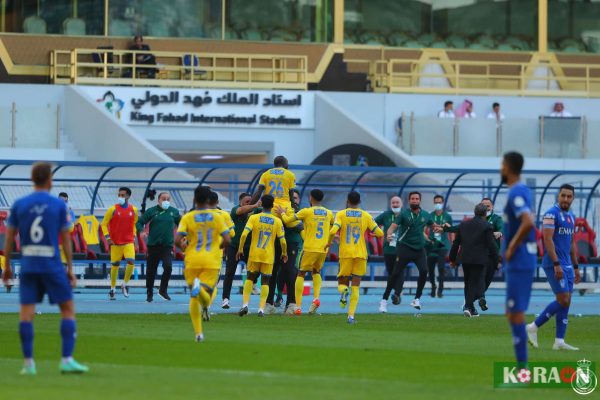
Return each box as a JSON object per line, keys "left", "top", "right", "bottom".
{"left": 83, "top": 87, "right": 314, "bottom": 129}
{"left": 493, "top": 359, "right": 597, "bottom": 394}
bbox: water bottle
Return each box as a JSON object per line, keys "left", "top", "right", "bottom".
{"left": 390, "top": 231, "right": 398, "bottom": 247}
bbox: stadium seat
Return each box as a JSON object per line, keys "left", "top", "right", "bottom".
{"left": 23, "top": 16, "right": 47, "bottom": 34}
{"left": 147, "top": 21, "right": 170, "bottom": 37}
{"left": 62, "top": 18, "right": 86, "bottom": 35}
{"left": 109, "top": 19, "right": 133, "bottom": 37}
{"left": 182, "top": 54, "right": 206, "bottom": 79}
{"left": 445, "top": 34, "right": 468, "bottom": 49}
{"left": 574, "top": 218, "right": 598, "bottom": 262}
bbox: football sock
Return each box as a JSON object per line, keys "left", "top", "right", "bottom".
{"left": 349, "top": 286, "right": 360, "bottom": 317}
{"left": 295, "top": 276, "right": 305, "bottom": 308}
{"left": 555, "top": 303, "right": 570, "bottom": 339}
{"left": 209, "top": 286, "right": 218, "bottom": 306}
{"left": 198, "top": 284, "right": 212, "bottom": 307}
{"left": 259, "top": 284, "right": 269, "bottom": 310}
{"left": 338, "top": 283, "right": 348, "bottom": 295}
{"left": 511, "top": 322, "right": 528, "bottom": 368}
{"left": 242, "top": 279, "right": 253, "bottom": 306}
{"left": 60, "top": 319, "right": 76, "bottom": 358}
{"left": 189, "top": 297, "right": 202, "bottom": 336}
{"left": 124, "top": 263, "right": 134, "bottom": 284}
{"left": 19, "top": 321, "right": 34, "bottom": 359}
{"left": 110, "top": 266, "right": 119, "bottom": 289}
{"left": 534, "top": 300, "right": 561, "bottom": 328}
{"left": 312, "top": 273, "right": 322, "bottom": 300}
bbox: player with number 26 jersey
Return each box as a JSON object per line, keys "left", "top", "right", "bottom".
{"left": 258, "top": 167, "right": 296, "bottom": 214}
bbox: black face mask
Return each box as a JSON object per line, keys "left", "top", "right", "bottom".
{"left": 501, "top": 173, "right": 508, "bottom": 184}
{"left": 409, "top": 204, "right": 420, "bottom": 210}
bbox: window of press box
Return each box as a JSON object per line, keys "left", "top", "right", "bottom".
{"left": 548, "top": 0, "right": 600, "bottom": 54}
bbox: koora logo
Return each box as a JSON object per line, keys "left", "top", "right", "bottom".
{"left": 96, "top": 91, "right": 125, "bottom": 119}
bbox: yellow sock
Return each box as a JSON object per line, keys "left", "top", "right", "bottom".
{"left": 243, "top": 279, "right": 253, "bottom": 306}
{"left": 349, "top": 286, "right": 360, "bottom": 317}
{"left": 209, "top": 286, "right": 218, "bottom": 306}
{"left": 259, "top": 284, "right": 269, "bottom": 310}
{"left": 295, "top": 276, "right": 305, "bottom": 309}
{"left": 189, "top": 297, "right": 202, "bottom": 336}
{"left": 313, "top": 273, "right": 322, "bottom": 300}
{"left": 124, "top": 263, "right": 134, "bottom": 284}
{"left": 110, "top": 266, "right": 119, "bottom": 289}
{"left": 198, "top": 286, "right": 211, "bottom": 307}
{"left": 338, "top": 283, "right": 348, "bottom": 295}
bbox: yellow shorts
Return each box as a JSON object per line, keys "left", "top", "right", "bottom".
{"left": 247, "top": 261, "right": 274, "bottom": 275}
{"left": 299, "top": 251, "right": 327, "bottom": 272}
{"left": 110, "top": 243, "right": 136, "bottom": 264}
{"left": 338, "top": 258, "right": 367, "bottom": 277}
{"left": 184, "top": 268, "right": 220, "bottom": 288}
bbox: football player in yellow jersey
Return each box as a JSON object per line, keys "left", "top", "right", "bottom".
{"left": 281, "top": 189, "right": 333, "bottom": 315}
{"left": 328, "top": 191, "right": 384, "bottom": 324}
{"left": 251, "top": 156, "right": 296, "bottom": 219}
{"left": 237, "top": 194, "right": 288, "bottom": 317}
{"left": 175, "top": 186, "right": 231, "bottom": 342}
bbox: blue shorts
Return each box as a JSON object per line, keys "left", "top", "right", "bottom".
{"left": 544, "top": 266, "right": 574, "bottom": 294}
{"left": 505, "top": 267, "right": 535, "bottom": 313}
{"left": 20, "top": 272, "right": 73, "bottom": 305}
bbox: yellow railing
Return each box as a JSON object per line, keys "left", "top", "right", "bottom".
{"left": 356, "top": 58, "right": 600, "bottom": 97}
{"left": 50, "top": 48, "right": 308, "bottom": 90}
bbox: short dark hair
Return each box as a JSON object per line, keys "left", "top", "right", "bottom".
{"left": 310, "top": 189, "right": 324, "bottom": 202}
{"left": 134, "top": 35, "right": 143, "bottom": 41}
{"left": 444, "top": 100, "right": 453, "bottom": 107}
{"left": 208, "top": 191, "right": 219, "bottom": 205}
{"left": 433, "top": 194, "right": 444, "bottom": 202}
{"left": 559, "top": 184, "right": 575, "bottom": 194}
{"left": 157, "top": 192, "right": 169, "bottom": 200}
{"left": 482, "top": 197, "right": 493, "bottom": 203}
{"left": 474, "top": 203, "right": 488, "bottom": 217}
{"left": 503, "top": 152, "right": 524, "bottom": 175}
{"left": 58, "top": 192, "right": 68, "bottom": 199}
{"left": 194, "top": 185, "right": 211, "bottom": 206}
{"left": 261, "top": 194, "right": 274, "bottom": 209}
{"left": 408, "top": 191, "right": 421, "bottom": 200}
{"left": 273, "top": 155, "right": 287, "bottom": 167}
{"left": 347, "top": 191, "right": 361, "bottom": 205}
{"left": 493, "top": 102, "right": 500, "bottom": 108}
{"left": 31, "top": 162, "right": 52, "bottom": 187}
{"left": 238, "top": 192, "right": 251, "bottom": 201}
{"left": 119, "top": 187, "right": 132, "bottom": 196}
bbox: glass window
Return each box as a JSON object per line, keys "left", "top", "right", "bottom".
{"left": 344, "top": 0, "right": 538, "bottom": 51}
{"left": 226, "top": 0, "right": 333, "bottom": 43}
{"left": 549, "top": 0, "right": 600, "bottom": 53}
{"left": 4, "top": 0, "right": 103, "bottom": 35}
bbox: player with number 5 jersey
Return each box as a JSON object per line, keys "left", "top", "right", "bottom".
{"left": 328, "top": 191, "right": 384, "bottom": 324}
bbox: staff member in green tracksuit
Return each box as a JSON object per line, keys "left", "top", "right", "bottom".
{"left": 426, "top": 195, "right": 453, "bottom": 299}
{"left": 478, "top": 197, "right": 504, "bottom": 310}
{"left": 376, "top": 196, "right": 403, "bottom": 313}
{"left": 137, "top": 192, "right": 181, "bottom": 302}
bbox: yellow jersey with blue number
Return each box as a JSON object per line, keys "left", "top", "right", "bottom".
{"left": 330, "top": 208, "right": 382, "bottom": 259}
{"left": 285, "top": 206, "right": 333, "bottom": 253}
{"left": 212, "top": 208, "right": 235, "bottom": 237}
{"left": 258, "top": 168, "right": 296, "bottom": 211}
{"left": 243, "top": 212, "right": 285, "bottom": 264}
{"left": 177, "top": 209, "right": 229, "bottom": 270}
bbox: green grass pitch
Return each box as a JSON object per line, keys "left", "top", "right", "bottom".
{"left": 0, "top": 313, "right": 598, "bottom": 400}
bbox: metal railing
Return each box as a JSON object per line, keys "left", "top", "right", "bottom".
{"left": 50, "top": 48, "right": 308, "bottom": 90}
{"left": 0, "top": 103, "right": 60, "bottom": 149}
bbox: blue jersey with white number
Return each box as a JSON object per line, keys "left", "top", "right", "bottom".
{"left": 7, "top": 191, "right": 71, "bottom": 273}
{"left": 541, "top": 204, "right": 575, "bottom": 268}
{"left": 503, "top": 182, "right": 537, "bottom": 270}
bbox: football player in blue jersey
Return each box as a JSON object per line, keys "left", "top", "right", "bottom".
{"left": 1, "top": 162, "right": 88, "bottom": 375}
{"left": 501, "top": 152, "right": 536, "bottom": 368}
{"left": 527, "top": 184, "right": 581, "bottom": 351}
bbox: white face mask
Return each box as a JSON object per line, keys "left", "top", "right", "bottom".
{"left": 434, "top": 203, "right": 443, "bottom": 211}
{"left": 161, "top": 201, "right": 170, "bottom": 210}
{"left": 486, "top": 210, "right": 492, "bottom": 217}
{"left": 117, "top": 197, "right": 126, "bottom": 206}
{"left": 391, "top": 207, "right": 401, "bottom": 213}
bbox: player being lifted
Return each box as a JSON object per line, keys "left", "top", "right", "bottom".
{"left": 237, "top": 194, "right": 287, "bottom": 317}
{"left": 527, "top": 184, "right": 581, "bottom": 351}
{"left": 281, "top": 189, "right": 333, "bottom": 315}
{"left": 2, "top": 162, "right": 88, "bottom": 374}
{"left": 501, "top": 152, "right": 537, "bottom": 368}
{"left": 101, "top": 187, "right": 138, "bottom": 300}
{"left": 328, "top": 191, "right": 384, "bottom": 324}
{"left": 175, "top": 185, "right": 231, "bottom": 342}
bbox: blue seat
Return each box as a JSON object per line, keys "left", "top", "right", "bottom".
{"left": 182, "top": 54, "right": 206, "bottom": 79}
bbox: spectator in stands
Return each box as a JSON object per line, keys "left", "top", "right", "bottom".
{"left": 128, "top": 35, "right": 156, "bottom": 79}
{"left": 549, "top": 102, "right": 573, "bottom": 117}
{"left": 438, "top": 101, "right": 455, "bottom": 118}
{"left": 58, "top": 192, "right": 76, "bottom": 224}
{"left": 136, "top": 192, "right": 181, "bottom": 302}
{"left": 486, "top": 102, "right": 505, "bottom": 122}
{"left": 456, "top": 100, "right": 476, "bottom": 118}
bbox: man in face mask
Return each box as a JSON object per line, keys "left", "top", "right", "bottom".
{"left": 136, "top": 192, "right": 181, "bottom": 302}
{"left": 478, "top": 197, "right": 504, "bottom": 310}
{"left": 376, "top": 196, "right": 403, "bottom": 313}
{"left": 426, "top": 195, "right": 453, "bottom": 298}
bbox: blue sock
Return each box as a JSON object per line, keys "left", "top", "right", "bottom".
{"left": 60, "top": 319, "right": 76, "bottom": 358}
{"left": 19, "top": 322, "right": 34, "bottom": 359}
{"left": 555, "top": 304, "right": 570, "bottom": 339}
{"left": 511, "top": 323, "right": 527, "bottom": 368}
{"left": 534, "top": 300, "right": 562, "bottom": 328}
